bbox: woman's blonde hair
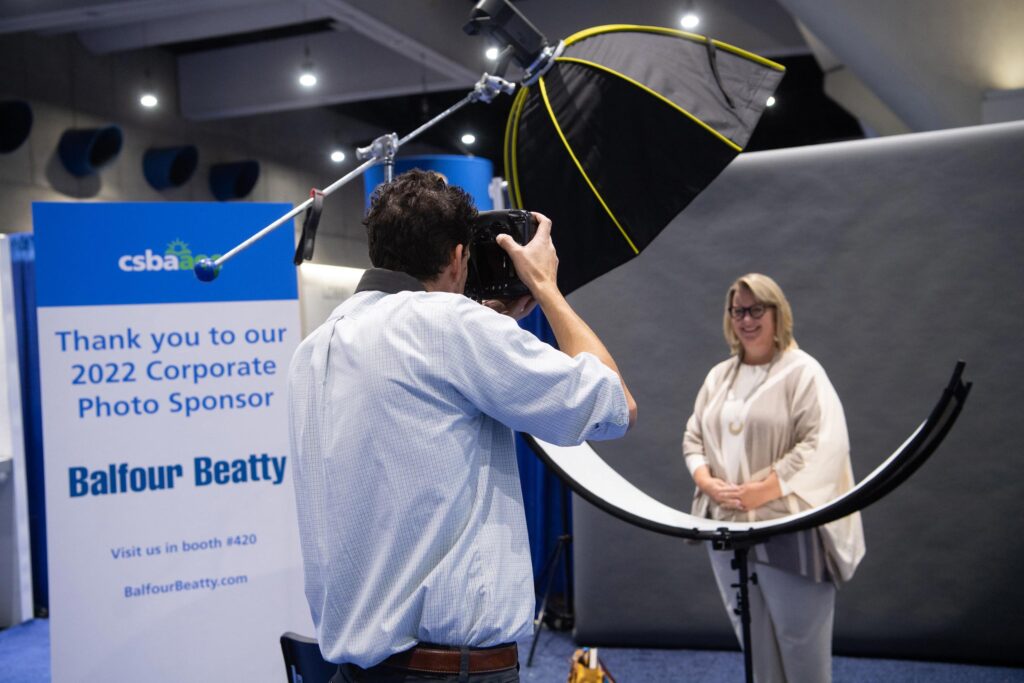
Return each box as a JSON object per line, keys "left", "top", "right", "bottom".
{"left": 722, "top": 273, "right": 798, "bottom": 357}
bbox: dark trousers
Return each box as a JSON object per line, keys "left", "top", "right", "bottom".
{"left": 333, "top": 663, "right": 519, "bottom": 683}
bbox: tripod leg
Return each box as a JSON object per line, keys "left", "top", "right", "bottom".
{"left": 527, "top": 536, "right": 567, "bottom": 667}
{"left": 560, "top": 481, "right": 575, "bottom": 619}
{"left": 733, "top": 547, "right": 755, "bottom": 683}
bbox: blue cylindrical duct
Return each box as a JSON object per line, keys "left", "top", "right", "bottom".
{"left": 57, "top": 125, "right": 123, "bottom": 177}
{"left": 0, "top": 100, "right": 33, "bottom": 153}
{"left": 363, "top": 155, "right": 495, "bottom": 211}
{"left": 143, "top": 145, "right": 199, "bottom": 190}
{"left": 209, "top": 160, "right": 260, "bottom": 201}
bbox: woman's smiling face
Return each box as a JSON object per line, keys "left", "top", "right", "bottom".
{"left": 730, "top": 285, "right": 775, "bottom": 364}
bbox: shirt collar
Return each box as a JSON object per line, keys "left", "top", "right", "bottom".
{"left": 354, "top": 268, "right": 426, "bottom": 295}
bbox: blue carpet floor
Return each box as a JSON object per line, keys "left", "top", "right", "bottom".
{"left": 0, "top": 619, "right": 49, "bottom": 682}
{"left": 525, "top": 628, "right": 1024, "bottom": 682}
{"left": 2, "top": 619, "right": 1022, "bottom": 682}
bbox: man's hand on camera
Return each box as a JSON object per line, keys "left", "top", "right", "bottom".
{"left": 495, "top": 212, "right": 558, "bottom": 300}
{"left": 480, "top": 295, "right": 537, "bottom": 321}
{"left": 496, "top": 212, "right": 636, "bottom": 428}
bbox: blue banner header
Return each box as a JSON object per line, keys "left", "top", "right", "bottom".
{"left": 33, "top": 202, "right": 298, "bottom": 307}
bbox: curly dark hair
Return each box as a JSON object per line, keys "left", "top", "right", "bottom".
{"left": 363, "top": 169, "right": 478, "bottom": 281}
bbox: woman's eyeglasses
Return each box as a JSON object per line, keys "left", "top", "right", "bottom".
{"left": 728, "top": 304, "right": 773, "bottom": 320}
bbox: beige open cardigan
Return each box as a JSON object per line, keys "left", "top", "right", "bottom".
{"left": 683, "top": 349, "right": 866, "bottom": 584}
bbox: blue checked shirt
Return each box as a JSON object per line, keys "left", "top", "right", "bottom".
{"left": 288, "top": 269, "right": 629, "bottom": 667}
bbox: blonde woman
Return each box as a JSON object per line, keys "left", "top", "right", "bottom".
{"left": 682, "top": 273, "right": 865, "bottom": 683}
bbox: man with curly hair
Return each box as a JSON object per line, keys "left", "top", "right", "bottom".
{"left": 289, "top": 169, "right": 636, "bottom": 682}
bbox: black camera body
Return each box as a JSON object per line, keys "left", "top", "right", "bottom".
{"left": 464, "top": 209, "right": 537, "bottom": 300}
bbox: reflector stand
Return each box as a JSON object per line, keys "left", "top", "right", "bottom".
{"left": 525, "top": 361, "right": 970, "bottom": 683}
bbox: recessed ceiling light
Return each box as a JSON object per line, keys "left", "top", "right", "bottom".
{"left": 766, "top": 96, "right": 776, "bottom": 107}
{"left": 330, "top": 149, "right": 345, "bottom": 163}
{"left": 461, "top": 133, "right": 476, "bottom": 145}
{"left": 485, "top": 46, "right": 500, "bottom": 61}
{"left": 680, "top": 13, "right": 700, "bottom": 30}
{"left": 299, "top": 44, "right": 318, "bottom": 89}
{"left": 139, "top": 93, "right": 158, "bottom": 108}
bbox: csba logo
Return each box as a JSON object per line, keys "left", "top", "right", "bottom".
{"left": 118, "top": 240, "right": 221, "bottom": 272}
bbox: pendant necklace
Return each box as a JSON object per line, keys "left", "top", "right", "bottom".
{"left": 726, "top": 354, "right": 776, "bottom": 435}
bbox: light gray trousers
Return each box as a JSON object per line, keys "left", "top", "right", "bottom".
{"left": 708, "top": 546, "right": 836, "bottom": 683}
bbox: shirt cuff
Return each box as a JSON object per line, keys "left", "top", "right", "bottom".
{"left": 774, "top": 466, "right": 793, "bottom": 496}
{"left": 684, "top": 454, "right": 708, "bottom": 478}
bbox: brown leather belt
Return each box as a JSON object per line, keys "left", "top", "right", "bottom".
{"left": 380, "top": 643, "right": 518, "bottom": 674}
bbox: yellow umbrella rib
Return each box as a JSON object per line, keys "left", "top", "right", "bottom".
{"left": 563, "top": 24, "right": 785, "bottom": 72}
{"left": 538, "top": 76, "right": 639, "bottom": 255}
{"left": 503, "top": 87, "right": 518, "bottom": 206}
{"left": 556, "top": 56, "right": 742, "bottom": 153}
{"left": 504, "top": 87, "right": 529, "bottom": 210}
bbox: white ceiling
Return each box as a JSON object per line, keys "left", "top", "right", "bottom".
{"left": 1, "top": 0, "right": 1023, "bottom": 133}
{"left": 779, "top": 0, "right": 1024, "bottom": 133}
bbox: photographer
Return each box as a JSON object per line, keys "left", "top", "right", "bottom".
{"left": 288, "top": 169, "right": 636, "bottom": 682}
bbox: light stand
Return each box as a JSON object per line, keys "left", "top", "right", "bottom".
{"left": 193, "top": 73, "right": 516, "bottom": 282}
{"left": 527, "top": 480, "right": 574, "bottom": 667}
{"left": 194, "top": 0, "right": 560, "bottom": 283}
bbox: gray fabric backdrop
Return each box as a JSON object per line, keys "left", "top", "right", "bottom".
{"left": 563, "top": 121, "right": 1024, "bottom": 665}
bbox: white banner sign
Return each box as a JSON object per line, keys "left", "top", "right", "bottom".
{"left": 34, "top": 203, "right": 312, "bottom": 682}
